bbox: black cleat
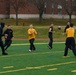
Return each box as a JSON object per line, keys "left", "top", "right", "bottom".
{"left": 2, "top": 53, "right": 8, "bottom": 55}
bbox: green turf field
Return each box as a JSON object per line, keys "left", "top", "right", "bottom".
{"left": 0, "top": 40, "right": 76, "bottom": 75}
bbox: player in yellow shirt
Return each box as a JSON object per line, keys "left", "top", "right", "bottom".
{"left": 64, "top": 23, "right": 76, "bottom": 56}
{"left": 28, "top": 24, "right": 37, "bottom": 52}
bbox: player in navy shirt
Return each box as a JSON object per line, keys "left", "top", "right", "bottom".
{"left": 4, "top": 25, "right": 13, "bottom": 51}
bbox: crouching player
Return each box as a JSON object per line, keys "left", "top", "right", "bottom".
{"left": 4, "top": 25, "right": 13, "bottom": 51}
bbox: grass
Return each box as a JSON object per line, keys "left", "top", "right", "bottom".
{"left": 0, "top": 18, "right": 76, "bottom": 26}
{"left": 0, "top": 40, "right": 76, "bottom": 75}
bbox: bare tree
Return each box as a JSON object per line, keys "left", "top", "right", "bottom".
{"left": 10, "top": 0, "right": 25, "bottom": 26}
{"left": 27, "top": 0, "right": 50, "bottom": 22}
{"left": 55, "top": 0, "right": 76, "bottom": 23}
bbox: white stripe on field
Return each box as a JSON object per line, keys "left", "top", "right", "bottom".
{"left": 0, "top": 61, "right": 75, "bottom": 74}
{"left": 11, "top": 42, "right": 64, "bottom": 46}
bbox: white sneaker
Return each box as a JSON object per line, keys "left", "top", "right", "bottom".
{"left": 29, "top": 50, "right": 32, "bottom": 52}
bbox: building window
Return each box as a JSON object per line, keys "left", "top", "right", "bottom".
{"left": 58, "top": 5, "right": 62, "bottom": 15}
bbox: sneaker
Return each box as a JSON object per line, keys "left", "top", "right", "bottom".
{"left": 63, "top": 56, "right": 70, "bottom": 58}
{"left": 2, "top": 53, "right": 8, "bottom": 55}
{"left": 29, "top": 50, "right": 32, "bottom": 52}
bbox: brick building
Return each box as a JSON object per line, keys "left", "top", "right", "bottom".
{"left": 0, "top": 0, "right": 76, "bottom": 19}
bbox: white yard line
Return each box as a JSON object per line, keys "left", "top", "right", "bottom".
{"left": 11, "top": 42, "right": 65, "bottom": 46}
{"left": 0, "top": 61, "right": 75, "bottom": 74}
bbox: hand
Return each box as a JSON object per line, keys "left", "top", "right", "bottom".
{"left": 11, "top": 37, "right": 14, "bottom": 40}
{"left": 5, "top": 34, "right": 8, "bottom": 38}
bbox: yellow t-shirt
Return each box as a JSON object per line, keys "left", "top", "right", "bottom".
{"left": 28, "top": 28, "right": 37, "bottom": 40}
{"left": 66, "top": 27, "right": 74, "bottom": 37}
